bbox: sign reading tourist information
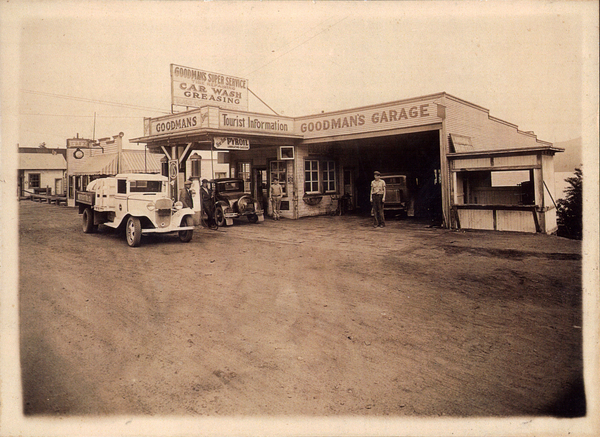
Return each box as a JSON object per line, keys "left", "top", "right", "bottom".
{"left": 171, "top": 64, "right": 248, "bottom": 111}
{"left": 220, "top": 111, "right": 294, "bottom": 134}
{"left": 214, "top": 137, "right": 250, "bottom": 150}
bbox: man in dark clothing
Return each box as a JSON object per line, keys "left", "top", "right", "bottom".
{"left": 201, "top": 179, "right": 218, "bottom": 230}
{"left": 179, "top": 180, "right": 194, "bottom": 209}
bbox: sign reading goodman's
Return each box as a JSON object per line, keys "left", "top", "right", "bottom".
{"left": 171, "top": 64, "right": 248, "bottom": 111}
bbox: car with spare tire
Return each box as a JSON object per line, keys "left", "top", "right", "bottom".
{"left": 210, "top": 178, "right": 264, "bottom": 227}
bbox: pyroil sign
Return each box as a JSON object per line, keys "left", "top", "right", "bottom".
{"left": 171, "top": 64, "right": 248, "bottom": 111}
{"left": 214, "top": 137, "right": 250, "bottom": 150}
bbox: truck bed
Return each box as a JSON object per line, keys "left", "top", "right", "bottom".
{"left": 75, "top": 190, "right": 95, "bottom": 206}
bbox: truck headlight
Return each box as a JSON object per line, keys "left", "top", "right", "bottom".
{"left": 146, "top": 202, "right": 156, "bottom": 211}
{"left": 174, "top": 201, "right": 183, "bottom": 210}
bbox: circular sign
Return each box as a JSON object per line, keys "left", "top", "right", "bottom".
{"left": 169, "top": 161, "right": 178, "bottom": 180}
{"left": 73, "top": 148, "right": 84, "bottom": 159}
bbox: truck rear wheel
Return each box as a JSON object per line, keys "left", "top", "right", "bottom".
{"left": 179, "top": 216, "right": 194, "bottom": 243}
{"left": 82, "top": 208, "right": 97, "bottom": 233}
{"left": 126, "top": 217, "right": 142, "bottom": 247}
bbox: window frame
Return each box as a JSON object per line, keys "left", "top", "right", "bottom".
{"left": 304, "top": 159, "right": 320, "bottom": 194}
{"left": 322, "top": 160, "right": 336, "bottom": 193}
{"left": 28, "top": 173, "right": 41, "bottom": 189}
{"left": 270, "top": 160, "right": 287, "bottom": 195}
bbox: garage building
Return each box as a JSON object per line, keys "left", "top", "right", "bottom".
{"left": 131, "top": 92, "right": 562, "bottom": 234}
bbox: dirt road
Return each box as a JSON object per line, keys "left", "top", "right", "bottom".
{"left": 18, "top": 200, "right": 584, "bottom": 417}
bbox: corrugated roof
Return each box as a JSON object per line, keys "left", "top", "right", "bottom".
{"left": 19, "top": 153, "right": 66, "bottom": 170}
{"left": 121, "top": 150, "right": 161, "bottom": 173}
{"left": 71, "top": 150, "right": 162, "bottom": 175}
{"left": 72, "top": 153, "right": 118, "bottom": 175}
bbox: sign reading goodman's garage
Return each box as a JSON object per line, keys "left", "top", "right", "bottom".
{"left": 296, "top": 97, "right": 444, "bottom": 139}
{"left": 171, "top": 64, "right": 249, "bottom": 111}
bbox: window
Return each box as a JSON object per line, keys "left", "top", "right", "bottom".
{"left": 305, "top": 160, "right": 319, "bottom": 193}
{"left": 117, "top": 179, "right": 127, "bottom": 194}
{"left": 457, "top": 170, "right": 534, "bottom": 205}
{"left": 270, "top": 160, "right": 287, "bottom": 195}
{"left": 323, "top": 161, "right": 336, "bottom": 192}
{"left": 29, "top": 173, "right": 40, "bottom": 189}
{"left": 238, "top": 162, "right": 251, "bottom": 192}
{"left": 130, "top": 180, "right": 163, "bottom": 193}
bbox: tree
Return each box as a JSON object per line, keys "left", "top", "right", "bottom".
{"left": 556, "top": 167, "right": 582, "bottom": 239}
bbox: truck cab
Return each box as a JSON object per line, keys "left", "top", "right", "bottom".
{"left": 76, "top": 173, "right": 195, "bottom": 247}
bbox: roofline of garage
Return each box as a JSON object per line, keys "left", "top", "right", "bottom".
{"left": 298, "top": 123, "right": 443, "bottom": 145}
{"left": 447, "top": 145, "right": 564, "bottom": 159}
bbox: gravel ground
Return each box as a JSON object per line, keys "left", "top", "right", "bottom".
{"left": 16, "top": 200, "right": 585, "bottom": 422}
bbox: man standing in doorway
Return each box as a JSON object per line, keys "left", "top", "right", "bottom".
{"left": 201, "top": 179, "right": 218, "bottom": 230}
{"left": 269, "top": 177, "right": 283, "bottom": 220}
{"left": 370, "top": 171, "right": 386, "bottom": 228}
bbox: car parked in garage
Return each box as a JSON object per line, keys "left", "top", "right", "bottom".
{"left": 381, "top": 173, "right": 412, "bottom": 218}
{"left": 211, "top": 178, "right": 264, "bottom": 226}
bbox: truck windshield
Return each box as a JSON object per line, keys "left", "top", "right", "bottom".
{"left": 130, "top": 180, "right": 163, "bottom": 193}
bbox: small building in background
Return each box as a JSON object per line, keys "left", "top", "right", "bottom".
{"left": 64, "top": 132, "right": 229, "bottom": 207}
{"left": 65, "top": 133, "right": 163, "bottom": 207}
{"left": 18, "top": 147, "right": 67, "bottom": 198}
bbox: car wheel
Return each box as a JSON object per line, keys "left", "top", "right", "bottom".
{"left": 247, "top": 214, "right": 258, "bottom": 223}
{"left": 215, "top": 206, "right": 227, "bottom": 227}
{"left": 82, "top": 208, "right": 97, "bottom": 233}
{"left": 179, "top": 216, "right": 194, "bottom": 243}
{"left": 126, "top": 216, "right": 142, "bottom": 247}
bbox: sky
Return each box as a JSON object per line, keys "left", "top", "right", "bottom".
{"left": 2, "top": 0, "right": 597, "bottom": 151}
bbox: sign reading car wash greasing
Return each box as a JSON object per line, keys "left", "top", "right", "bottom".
{"left": 171, "top": 64, "right": 248, "bottom": 111}
{"left": 297, "top": 97, "right": 444, "bottom": 139}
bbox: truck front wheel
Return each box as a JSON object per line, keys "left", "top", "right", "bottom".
{"left": 82, "top": 208, "right": 97, "bottom": 233}
{"left": 126, "top": 217, "right": 142, "bottom": 247}
{"left": 179, "top": 216, "right": 194, "bottom": 243}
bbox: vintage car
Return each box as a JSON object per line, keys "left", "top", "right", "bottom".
{"left": 381, "top": 173, "right": 412, "bottom": 217}
{"left": 210, "top": 178, "right": 264, "bottom": 226}
{"left": 75, "top": 173, "right": 195, "bottom": 247}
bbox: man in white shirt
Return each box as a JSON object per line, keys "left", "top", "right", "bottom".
{"left": 269, "top": 178, "right": 283, "bottom": 220}
{"left": 370, "top": 171, "right": 386, "bottom": 228}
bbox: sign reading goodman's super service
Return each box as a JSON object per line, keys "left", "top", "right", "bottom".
{"left": 171, "top": 64, "right": 248, "bottom": 111}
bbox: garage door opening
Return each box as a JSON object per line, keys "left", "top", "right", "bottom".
{"left": 338, "top": 130, "right": 442, "bottom": 223}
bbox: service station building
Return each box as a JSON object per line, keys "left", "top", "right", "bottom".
{"left": 131, "top": 92, "right": 563, "bottom": 234}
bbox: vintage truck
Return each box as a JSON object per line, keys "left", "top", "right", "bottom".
{"left": 75, "top": 173, "right": 195, "bottom": 247}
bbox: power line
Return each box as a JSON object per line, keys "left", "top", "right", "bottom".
{"left": 22, "top": 89, "right": 170, "bottom": 114}
{"left": 20, "top": 113, "right": 146, "bottom": 119}
{"left": 248, "top": 89, "right": 280, "bottom": 116}
{"left": 240, "top": 16, "right": 340, "bottom": 76}
{"left": 243, "top": 16, "right": 349, "bottom": 77}
{"left": 238, "top": 16, "right": 349, "bottom": 115}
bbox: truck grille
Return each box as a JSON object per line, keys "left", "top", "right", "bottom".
{"left": 155, "top": 198, "right": 173, "bottom": 211}
{"left": 155, "top": 213, "right": 171, "bottom": 228}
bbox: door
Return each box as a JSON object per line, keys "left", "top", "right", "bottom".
{"left": 18, "top": 172, "right": 24, "bottom": 198}
{"left": 343, "top": 168, "right": 355, "bottom": 211}
{"left": 253, "top": 167, "right": 268, "bottom": 212}
{"left": 55, "top": 178, "right": 63, "bottom": 196}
